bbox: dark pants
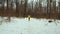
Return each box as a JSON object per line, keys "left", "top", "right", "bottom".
{"left": 28, "top": 18, "right": 30, "bottom": 21}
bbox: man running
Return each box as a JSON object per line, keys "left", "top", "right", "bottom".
{"left": 28, "top": 15, "right": 31, "bottom": 21}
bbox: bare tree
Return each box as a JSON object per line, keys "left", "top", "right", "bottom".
{"left": 24, "top": 0, "right": 28, "bottom": 17}
{"left": 16, "top": 0, "right": 19, "bottom": 17}
{"left": 47, "top": 0, "right": 52, "bottom": 18}
{"left": 58, "top": 1, "right": 60, "bottom": 19}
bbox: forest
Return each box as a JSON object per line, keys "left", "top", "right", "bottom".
{"left": 0, "top": 0, "right": 60, "bottom": 19}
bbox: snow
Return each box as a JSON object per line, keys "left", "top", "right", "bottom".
{"left": 0, "top": 17, "right": 60, "bottom": 34}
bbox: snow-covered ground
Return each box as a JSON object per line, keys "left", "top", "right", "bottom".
{"left": 0, "top": 17, "right": 60, "bottom": 34}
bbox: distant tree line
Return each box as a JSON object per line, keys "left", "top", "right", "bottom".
{"left": 0, "top": 0, "right": 60, "bottom": 19}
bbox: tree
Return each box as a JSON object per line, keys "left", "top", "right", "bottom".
{"left": 58, "top": 1, "right": 60, "bottom": 19}
{"left": 24, "top": 0, "right": 28, "bottom": 17}
{"left": 47, "top": 0, "right": 52, "bottom": 18}
{"left": 16, "top": 0, "right": 19, "bottom": 17}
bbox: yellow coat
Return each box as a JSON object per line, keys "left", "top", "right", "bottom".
{"left": 28, "top": 15, "right": 31, "bottom": 19}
